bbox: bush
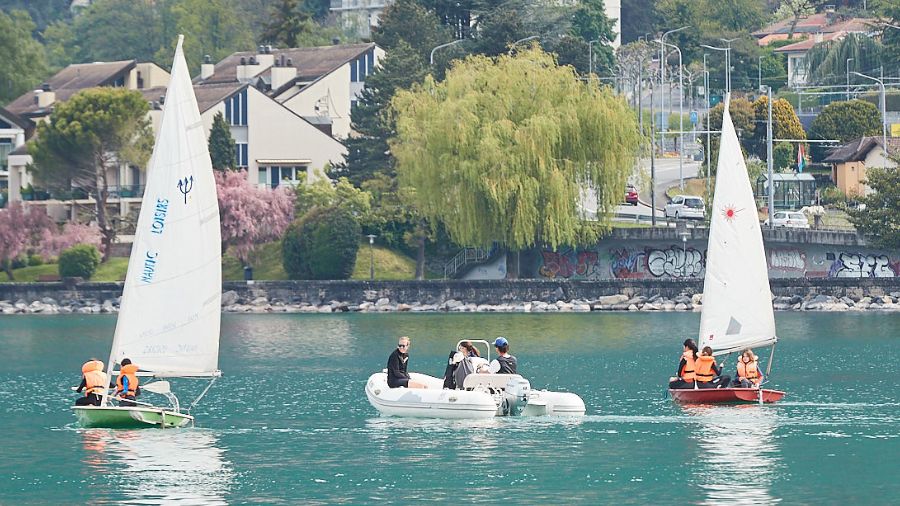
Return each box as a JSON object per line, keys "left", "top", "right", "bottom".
{"left": 10, "top": 256, "right": 27, "bottom": 269}
{"left": 819, "top": 185, "right": 847, "bottom": 206}
{"left": 58, "top": 244, "right": 101, "bottom": 279}
{"left": 27, "top": 254, "right": 44, "bottom": 266}
{"left": 282, "top": 206, "right": 361, "bottom": 280}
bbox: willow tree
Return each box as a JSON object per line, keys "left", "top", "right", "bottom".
{"left": 390, "top": 48, "right": 641, "bottom": 273}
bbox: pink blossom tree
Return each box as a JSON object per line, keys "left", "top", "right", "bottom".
{"left": 0, "top": 203, "right": 55, "bottom": 280}
{"left": 39, "top": 222, "right": 104, "bottom": 260}
{"left": 215, "top": 170, "right": 295, "bottom": 265}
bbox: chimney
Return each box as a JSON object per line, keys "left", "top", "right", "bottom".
{"left": 271, "top": 55, "right": 297, "bottom": 90}
{"left": 236, "top": 54, "right": 264, "bottom": 82}
{"left": 200, "top": 54, "right": 214, "bottom": 80}
{"left": 35, "top": 84, "right": 55, "bottom": 108}
{"left": 256, "top": 45, "right": 275, "bottom": 68}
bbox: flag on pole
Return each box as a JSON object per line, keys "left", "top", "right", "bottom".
{"left": 797, "top": 144, "right": 806, "bottom": 173}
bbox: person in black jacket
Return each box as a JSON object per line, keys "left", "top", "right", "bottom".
{"left": 386, "top": 336, "right": 427, "bottom": 389}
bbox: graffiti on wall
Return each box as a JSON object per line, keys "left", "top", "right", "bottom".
{"left": 607, "top": 246, "right": 705, "bottom": 279}
{"left": 827, "top": 252, "right": 900, "bottom": 278}
{"left": 769, "top": 248, "right": 806, "bottom": 272}
{"left": 646, "top": 247, "right": 705, "bottom": 278}
{"left": 539, "top": 249, "right": 600, "bottom": 279}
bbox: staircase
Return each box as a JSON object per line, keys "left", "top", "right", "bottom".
{"left": 443, "top": 246, "right": 497, "bottom": 279}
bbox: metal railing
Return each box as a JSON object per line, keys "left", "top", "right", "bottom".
{"left": 444, "top": 245, "right": 497, "bottom": 279}
{"left": 20, "top": 185, "right": 146, "bottom": 201}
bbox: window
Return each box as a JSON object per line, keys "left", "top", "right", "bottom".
{"left": 265, "top": 166, "right": 306, "bottom": 188}
{"left": 684, "top": 198, "right": 703, "bottom": 208}
{"left": 225, "top": 89, "right": 248, "bottom": 126}
{"left": 234, "top": 143, "right": 248, "bottom": 168}
{"left": 0, "top": 138, "right": 12, "bottom": 170}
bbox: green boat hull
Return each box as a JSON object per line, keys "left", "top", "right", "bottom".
{"left": 73, "top": 406, "right": 193, "bottom": 429}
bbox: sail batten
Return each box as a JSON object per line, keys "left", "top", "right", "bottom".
{"left": 699, "top": 96, "right": 777, "bottom": 354}
{"left": 107, "top": 34, "right": 222, "bottom": 377}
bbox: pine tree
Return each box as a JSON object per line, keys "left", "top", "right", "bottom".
{"left": 259, "top": 0, "right": 316, "bottom": 48}
{"left": 208, "top": 112, "right": 236, "bottom": 171}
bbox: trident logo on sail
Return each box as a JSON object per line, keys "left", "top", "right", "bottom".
{"left": 177, "top": 176, "right": 193, "bottom": 204}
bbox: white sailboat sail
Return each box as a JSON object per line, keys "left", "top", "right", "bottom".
{"left": 698, "top": 97, "right": 777, "bottom": 356}
{"left": 107, "top": 35, "right": 222, "bottom": 377}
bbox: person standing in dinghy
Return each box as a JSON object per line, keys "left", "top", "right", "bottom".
{"left": 489, "top": 337, "right": 517, "bottom": 374}
{"left": 387, "top": 336, "right": 427, "bottom": 389}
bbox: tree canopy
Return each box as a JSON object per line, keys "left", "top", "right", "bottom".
{"left": 28, "top": 87, "right": 153, "bottom": 258}
{"left": 209, "top": 112, "right": 236, "bottom": 171}
{"left": 701, "top": 98, "right": 755, "bottom": 176}
{"left": 0, "top": 10, "right": 49, "bottom": 104}
{"left": 391, "top": 48, "right": 641, "bottom": 252}
{"left": 808, "top": 99, "right": 882, "bottom": 160}
{"left": 848, "top": 165, "right": 900, "bottom": 249}
{"left": 748, "top": 96, "right": 806, "bottom": 161}
{"left": 807, "top": 34, "right": 883, "bottom": 86}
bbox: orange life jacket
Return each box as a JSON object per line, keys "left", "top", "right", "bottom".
{"left": 695, "top": 355, "right": 716, "bottom": 382}
{"left": 81, "top": 360, "right": 107, "bottom": 396}
{"left": 116, "top": 364, "right": 140, "bottom": 396}
{"left": 680, "top": 350, "right": 696, "bottom": 382}
{"left": 738, "top": 360, "right": 761, "bottom": 384}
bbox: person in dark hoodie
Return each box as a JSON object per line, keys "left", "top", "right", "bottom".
{"left": 386, "top": 336, "right": 427, "bottom": 389}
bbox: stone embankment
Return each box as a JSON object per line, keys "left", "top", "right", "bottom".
{"left": 4, "top": 290, "right": 900, "bottom": 314}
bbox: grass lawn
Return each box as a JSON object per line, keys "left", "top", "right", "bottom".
{"left": 4, "top": 242, "right": 422, "bottom": 283}
{"left": 666, "top": 178, "right": 709, "bottom": 200}
{"left": 4, "top": 257, "right": 129, "bottom": 283}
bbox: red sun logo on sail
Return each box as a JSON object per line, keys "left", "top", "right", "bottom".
{"left": 721, "top": 205, "right": 742, "bottom": 222}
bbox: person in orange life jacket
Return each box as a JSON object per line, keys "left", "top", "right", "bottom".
{"left": 115, "top": 358, "right": 141, "bottom": 406}
{"left": 489, "top": 337, "right": 517, "bottom": 374}
{"left": 75, "top": 359, "right": 107, "bottom": 406}
{"left": 695, "top": 346, "right": 731, "bottom": 389}
{"left": 732, "top": 349, "right": 764, "bottom": 388}
{"left": 668, "top": 338, "right": 699, "bottom": 389}
{"left": 386, "top": 336, "right": 428, "bottom": 389}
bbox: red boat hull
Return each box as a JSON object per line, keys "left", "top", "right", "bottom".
{"left": 669, "top": 387, "right": 785, "bottom": 404}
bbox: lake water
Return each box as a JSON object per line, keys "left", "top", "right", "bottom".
{"left": 0, "top": 313, "right": 897, "bottom": 504}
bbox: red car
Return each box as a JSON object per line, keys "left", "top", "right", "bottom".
{"left": 624, "top": 184, "right": 639, "bottom": 206}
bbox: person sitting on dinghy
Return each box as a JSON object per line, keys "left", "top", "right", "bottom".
{"left": 668, "top": 339, "right": 698, "bottom": 389}
{"left": 695, "top": 346, "right": 731, "bottom": 389}
{"left": 732, "top": 349, "right": 764, "bottom": 388}
{"left": 114, "top": 358, "right": 141, "bottom": 406}
{"left": 387, "top": 336, "right": 427, "bottom": 389}
{"left": 75, "top": 359, "right": 107, "bottom": 406}
{"left": 489, "top": 337, "right": 517, "bottom": 374}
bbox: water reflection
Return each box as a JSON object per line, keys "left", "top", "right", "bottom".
{"left": 80, "top": 428, "right": 234, "bottom": 505}
{"left": 684, "top": 405, "right": 782, "bottom": 505}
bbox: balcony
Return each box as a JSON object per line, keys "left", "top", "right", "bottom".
{"left": 19, "top": 185, "right": 146, "bottom": 202}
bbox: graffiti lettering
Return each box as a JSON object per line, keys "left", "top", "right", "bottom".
{"left": 141, "top": 251, "right": 159, "bottom": 283}
{"left": 150, "top": 198, "right": 169, "bottom": 235}
{"left": 769, "top": 249, "right": 806, "bottom": 271}
{"left": 609, "top": 249, "right": 644, "bottom": 279}
{"left": 646, "top": 247, "right": 704, "bottom": 278}
{"left": 828, "top": 252, "right": 897, "bottom": 278}
{"left": 539, "top": 249, "right": 600, "bottom": 279}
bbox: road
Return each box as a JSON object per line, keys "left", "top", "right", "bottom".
{"left": 637, "top": 156, "right": 703, "bottom": 210}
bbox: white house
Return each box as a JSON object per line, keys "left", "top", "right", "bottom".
{"left": 196, "top": 43, "right": 384, "bottom": 140}
{"left": 0, "top": 107, "right": 30, "bottom": 204}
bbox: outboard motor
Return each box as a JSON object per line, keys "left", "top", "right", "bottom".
{"left": 502, "top": 377, "right": 531, "bottom": 416}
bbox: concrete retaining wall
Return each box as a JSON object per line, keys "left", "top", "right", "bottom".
{"left": 3, "top": 278, "right": 900, "bottom": 307}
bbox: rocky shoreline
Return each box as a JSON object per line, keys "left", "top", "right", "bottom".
{"left": 4, "top": 290, "right": 900, "bottom": 315}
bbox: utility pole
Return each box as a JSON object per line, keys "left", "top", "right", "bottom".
{"left": 767, "top": 86, "right": 774, "bottom": 228}
{"left": 846, "top": 57, "right": 854, "bottom": 101}
{"left": 704, "top": 53, "right": 711, "bottom": 200}
{"left": 638, "top": 62, "right": 644, "bottom": 135}
{"left": 650, "top": 78, "right": 657, "bottom": 227}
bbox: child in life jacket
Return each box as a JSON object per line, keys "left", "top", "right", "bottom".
{"left": 115, "top": 358, "right": 141, "bottom": 406}
{"left": 668, "top": 338, "right": 699, "bottom": 389}
{"left": 732, "top": 349, "right": 764, "bottom": 388}
{"left": 695, "top": 346, "right": 731, "bottom": 389}
{"left": 75, "top": 359, "right": 107, "bottom": 406}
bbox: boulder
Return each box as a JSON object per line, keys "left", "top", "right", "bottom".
{"left": 596, "top": 294, "right": 628, "bottom": 305}
{"left": 221, "top": 290, "right": 239, "bottom": 306}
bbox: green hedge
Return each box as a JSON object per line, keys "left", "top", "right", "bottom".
{"left": 282, "top": 206, "right": 361, "bottom": 280}
{"left": 58, "top": 244, "right": 101, "bottom": 279}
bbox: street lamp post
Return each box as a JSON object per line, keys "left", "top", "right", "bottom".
{"left": 659, "top": 26, "right": 690, "bottom": 139}
{"left": 703, "top": 53, "right": 711, "bottom": 200}
{"left": 701, "top": 44, "right": 732, "bottom": 95}
{"left": 846, "top": 57, "right": 854, "bottom": 101}
{"left": 511, "top": 35, "right": 539, "bottom": 51}
{"left": 366, "top": 234, "right": 377, "bottom": 280}
{"left": 851, "top": 71, "right": 888, "bottom": 164}
{"left": 758, "top": 55, "right": 763, "bottom": 91}
{"left": 720, "top": 37, "right": 738, "bottom": 93}
{"left": 430, "top": 39, "right": 464, "bottom": 65}
{"left": 659, "top": 39, "right": 685, "bottom": 189}
{"left": 650, "top": 77, "right": 657, "bottom": 227}
{"left": 588, "top": 39, "right": 599, "bottom": 78}
{"left": 767, "top": 85, "right": 774, "bottom": 228}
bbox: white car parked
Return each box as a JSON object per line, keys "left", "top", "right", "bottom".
{"left": 764, "top": 211, "right": 810, "bottom": 229}
{"left": 665, "top": 195, "right": 705, "bottom": 220}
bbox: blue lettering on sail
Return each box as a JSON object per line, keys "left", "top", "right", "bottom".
{"left": 141, "top": 251, "right": 159, "bottom": 283}
{"left": 150, "top": 198, "right": 169, "bottom": 235}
